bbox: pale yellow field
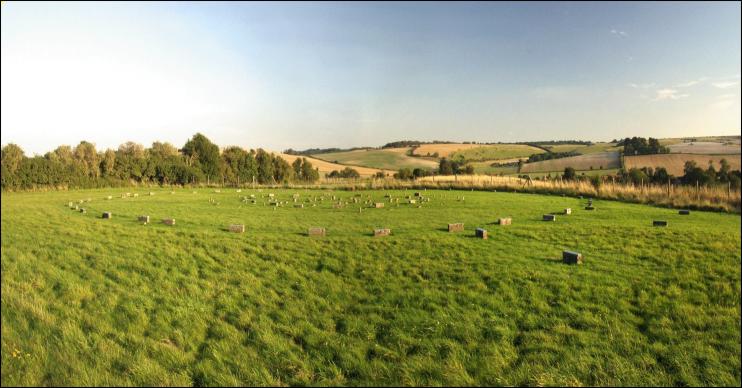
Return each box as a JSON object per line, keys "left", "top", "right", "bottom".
{"left": 624, "top": 153, "right": 742, "bottom": 176}
{"left": 412, "top": 143, "right": 488, "bottom": 157}
{"left": 519, "top": 152, "right": 620, "bottom": 173}
{"left": 668, "top": 142, "right": 741, "bottom": 155}
{"left": 277, "top": 153, "right": 394, "bottom": 177}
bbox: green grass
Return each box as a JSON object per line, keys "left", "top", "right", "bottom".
{"left": 470, "top": 162, "right": 519, "bottom": 175}
{"left": 520, "top": 152, "right": 621, "bottom": 174}
{"left": 522, "top": 169, "right": 621, "bottom": 178}
{"left": 312, "top": 149, "right": 438, "bottom": 171}
{"left": 450, "top": 144, "right": 544, "bottom": 162}
{"left": 2, "top": 188, "right": 740, "bottom": 386}
{"left": 539, "top": 143, "right": 621, "bottom": 155}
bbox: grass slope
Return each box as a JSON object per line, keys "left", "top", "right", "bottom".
{"left": 450, "top": 145, "right": 544, "bottom": 162}
{"left": 2, "top": 189, "right": 740, "bottom": 386}
{"left": 520, "top": 152, "right": 620, "bottom": 173}
{"left": 312, "top": 148, "right": 438, "bottom": 171}
{"left": 667, "top": 142, "right": 741, "bottom": 155}
{"left": 624, "top": 154, "right": 742, "bottom": 176}
{"left": 277, "top": 153, "right": 393, "bottom": 177}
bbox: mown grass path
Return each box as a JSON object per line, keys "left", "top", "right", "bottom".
{"left": 2, "top": 189, "right": 740, "bottom": 386}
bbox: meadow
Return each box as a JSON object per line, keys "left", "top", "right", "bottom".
{"left": 540, "top": 143, "right": 621, "bottom": 155}
{"left": 667, "top": 142, "right": 741, "bottom": 155}
{"left": 624, "top": 154, "right": 742, "bottom": 176}
{"left": 312, "top": 148, "right": 438, "bottom": 171}
{"left": 278, "top": 153, "right": 393, "bottom": 177}
{"left": 2, "top": 188, "right": 740, "bottom": 386}
{"left": 449, "top": 144, "right": 544, "bottom": 162}
{"left": 519, "top": 152, "right": 621, "bottom": 174}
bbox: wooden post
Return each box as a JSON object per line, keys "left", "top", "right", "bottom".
{"left": 696, "top": 180, "right": 699, "bottom": 201}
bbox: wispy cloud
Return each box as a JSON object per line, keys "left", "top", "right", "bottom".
{"left": 653, "top": 88, "right": 689, "bottom": 101}
{"left": 675, "top": 77, "right": 708, "bottom": 88}
{"left": 628, "top": 82, "right": 655, "bottom": 89}
{"left": 610, "top": 29, "right": 628, "bottom": 38}
{"left": 712, "top": 80, "right": 740, "bottom": 89}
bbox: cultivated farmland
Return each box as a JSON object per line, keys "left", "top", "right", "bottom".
{"left": 312, "top": 148, "right": 438, "bottom": 170}
{"left": 412, "top": 143, "right": 486, "bottom": 158}
{"left": 2, "top": 188, "right": 740, "bottom": 386}
{"left": 538, "top": 142, "right": 621, "bottom": 154}
{"left": 449, "top": 144, "right": 545, "bottom": 162}
{"left": 624, "top": 153, "right": 742, "bottom": 176}
{"left": 519, "top": 152, "right": 621, "bottom": 173}
{"left": 667, "top": 142, "right": 741, "bottom": 155}
{"left": 278, "top": 153, "right": 393, "bottom": 177}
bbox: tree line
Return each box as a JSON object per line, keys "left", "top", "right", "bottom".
{"left": 555, "top": 159, "right": 741, "bottom": 189}
{"left": 618, "top": 137, "right": 670, "bottom": 155}
{"left": 1, "top": 133, "right": 320, "bottom": 190}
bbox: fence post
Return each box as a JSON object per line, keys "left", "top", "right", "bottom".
{"left": 696, "top": 180, "right": 699, "bottom": 201}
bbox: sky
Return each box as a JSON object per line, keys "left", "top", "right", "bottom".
{"left": 1, "top": 1, "right": 740, "bottom": 156}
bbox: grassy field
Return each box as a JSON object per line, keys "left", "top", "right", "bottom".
{"left": 470, "top": 161, "right": 520, "bottom": 175}
{"left": 520, "top": 152, "right": 621, "bottom": 173}
{"left": 534, "top": 143, "right": 620, "bottom": 155}
{"left": 312, "top": 148, "right": 439, "bottom": 171}
{"left": 624, "top": 154, "right": 742, "bottom": 176}
{"left": 667, "top": 142, "right": 741, "bottom": 155}
{"left": 450, "top": 145, "right": 544, "bottom": 162}
{"left": 2, "top": 188, "right": 740, "bottom": 386}
{"left": 278, "top": 153, "right": 394, "bottom": 178}
{"left": 412, "top": 143, "right": 485, "bottom": 158}
{"left": 660, "top": 136, "right": 741, "bottom": 146}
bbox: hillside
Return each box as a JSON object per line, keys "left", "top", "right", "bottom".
{"left": 624, "top": 153, "right": 742, "bottom": 176}
{"left": 311, "top": 148, "right": 439, "bottom": 171}
{"left": 277, "top": 153, "right": 393, "bottom": 177}
{"left": 519, "top": 152, "right": 621, "bottom": 174}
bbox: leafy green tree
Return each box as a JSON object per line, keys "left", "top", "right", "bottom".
{"left": 73, "top": 141, "right": 100, "bottom": 178}
{"left": 100, "top": 149, "right": 116, "bottom": 177}
{"left": 182, "top": 133, "right": 221, "bottom": 179}
{"left": 273, "top": 156, "right": 294, "bottom": 183}
{"left": 300, "top": 158, "right": 319, "bottom": 182}
{"left": 562, "top": 167, "right": 576, "bottom": 181}
{"left": 394, "top": 168, "right": 414, "bottom": 180}
{"left": 255, "top": 149, "right": 274, "bottom": 184}
{"left": 439, "top": 158, "right": 453, "bottom": 175}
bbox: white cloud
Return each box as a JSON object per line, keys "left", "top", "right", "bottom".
{"left": 628, "top": 82, "right": 655, "bottom": 89}
{"left": 653, "top": 89, "right": 689, "bottom": 101}
{"left": 712, "top": 81, "right": 740, "bottom": 89}
{"left": 610, "top": 29, "right": 628, "bottom": 37}
{"left": 676, "top": 80, "right": 699, "bottom": 88}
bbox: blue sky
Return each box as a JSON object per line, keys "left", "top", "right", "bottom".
{"left": 1, "top": 1, "right": 740, "bottom": 155}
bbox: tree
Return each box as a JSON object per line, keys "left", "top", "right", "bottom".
{"left": 149, "top": 142, "right": 179, "bottom": 159}
{"left": 182, "top": 133, "right": 221, "bottom": 179}
{"left": 222, "top": 146, "right": 256, "bottom": 185}
{"left": 100, "top": 149, "right": 116, "bottom": 177}
{"left": 272, "top": 155, "right": 293, "bottom": 183}
{"left": 255, "top": 149, "right": 274, "bottom": 184}
{"left": 439, "top": 158, "right": 453, "bottom": 175}
{"left": 115, "top": 142, "right": 147, "bottom": 181}
{"left": 1, "top": 143, "right": 25, "bottom": 189}
{"left": 300, "top": 158, "right": 319, "bottom": 182}
{"left": 394, "top": 168, "right": 414, "bottom": 180}
{"left": 1, "top": 143, "right": 25, "bottom": 174}
{"left": 562, "top": 167, "right": 576, "bottom": 181}
{"left": 73, "top": 141, "right": 100, "bottom": 178}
